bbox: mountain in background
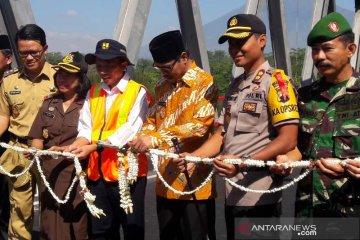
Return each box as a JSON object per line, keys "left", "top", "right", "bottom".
{"left": 139, "top": 0, "right": 354, "bottom": 58}
{"left": 203, "top": 0, "right": 354, "bottom": 52}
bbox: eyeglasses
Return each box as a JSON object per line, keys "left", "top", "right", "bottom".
{"left": 153, "top": 58, "right": 179, "bottom": 72}
{"left": 18, "top": 49, "right": 44, "bottom": 59}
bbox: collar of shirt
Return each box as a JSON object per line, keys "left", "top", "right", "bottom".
{"left": 180, "top": 61, "right": 198, "bottom": 88}
{"left": 101, "top": 72, "right": 130, "bottom": 95}
{"left": 19, "top": 61, "right": 54, "bottom": 81}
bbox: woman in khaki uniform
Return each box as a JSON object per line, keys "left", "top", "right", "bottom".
{"left": 27, "top": 52, "right": 91, "bottom": 239}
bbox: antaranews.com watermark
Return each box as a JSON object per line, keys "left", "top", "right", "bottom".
{"left": 235, "top": 217, "right": 359, "bottom": 239}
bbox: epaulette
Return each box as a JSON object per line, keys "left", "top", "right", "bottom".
{"left": 3, "top": 68, "right": 18, "bottom": 78}
{"left": 43, "top": 93, "right": 57, "bottom": 101}
{"left": 252, "top": 69, "right": 266, "bottom": 83}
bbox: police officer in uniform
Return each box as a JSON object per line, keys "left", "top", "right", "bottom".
{"left": 186, "top": 14, "right": 300, "bottom": 239}
{"left": 0, "top": 24, "right": 56, "bottom": 240}
{"left": 0, "top": 34, "right": 13, "bottom": 240}
{"left": 293, "top": 12, "right": 360, "bottom": 219}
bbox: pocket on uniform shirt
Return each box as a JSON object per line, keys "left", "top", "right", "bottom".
{"left": 235, "top": 101, "right": 263, "bottom": 133}
{"left": 333, "top": 121, "right": 360, "bottom": 158}
{"left": 11, "top": 101, "right": 24, "bottom": 119}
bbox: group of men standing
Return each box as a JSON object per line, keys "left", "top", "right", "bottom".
{"left": 0, "top": 9, "right": 360, "bottom": 240}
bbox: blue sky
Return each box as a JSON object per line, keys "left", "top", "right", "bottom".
{"left": 30, "top": 0, "right": 356, "bottom": 55}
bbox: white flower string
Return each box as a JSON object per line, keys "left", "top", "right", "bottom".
{"left": 3, "top": 141, "right": 360, "bottom": 200}
{"left": 149, "top": 149, "right": 360, "bottom": 194}
{"left": 149, "top": 150, "right": 215, "bottom": 195}
{"left": 0, "top": 142, "right": 105, "bottom": 218}
{"left": 0, "top": 142, "right": 36, "bottom": 177}
{"left": 127, "top": 151, "right": 139, "bottom": 184}
{"left": 34, "top": 152, "right": 78, "bottom": 204}
{"left": 117, "top": 152, "right": 133, "bottom": 214}
{"left": 224, "top": 169, "right": 312, "bottom": 194}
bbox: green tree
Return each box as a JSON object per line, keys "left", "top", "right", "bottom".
{"left": 207, "top": 50, "right": 233, "bottom": 96}
{"left": 135, "top": 58, "right": 161, "bottom": 96}
{"left": 46, "top": 52, "right": 63, "bottom": 65}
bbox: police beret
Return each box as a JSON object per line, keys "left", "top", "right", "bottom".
{"left": 307, "top": 12, "right": 352, "bottom": 46}
{"left": 58, "top": 51, "right": 88, "bottom": 74}
{"left": 149, "top": 30, "right": 185, "bottom": 63}
{"left": 218, "top": 14, "right": 266, "bottom": 44}
{"left": 0, "top": 35, "right": 11, "bottom": 50}
{"left": 85, "top": 39, "right": 134, "bottom": 65}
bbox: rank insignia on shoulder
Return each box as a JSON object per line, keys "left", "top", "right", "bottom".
{"left": 242, "top": 102, "right": 257, "bottom": 113}
{"left": 252, "top": 69, "right": 265, "bottom": 83}
{"left": 272, "top": 70, "right": 290, "bottom": 103}
{"left": 43, "top": 94, "right": 55, "bottom": 101}
{"left": 3, "top": 68, "right": 18, "bottom": 78}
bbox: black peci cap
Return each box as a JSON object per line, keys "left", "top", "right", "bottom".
{"left": 57, "top": 51, "right": 88, "bottom": 73}
{"left": 85, "top": 39, "right": 134, "bottom": 65}
{"left": 218, "top": 14, "right": 266, "bottom": 44}
{"left": 0, "top": 35, "right": 11, "bottom": 50}
{"left": 149, "top": 30, "right": 185, "bottom": 63}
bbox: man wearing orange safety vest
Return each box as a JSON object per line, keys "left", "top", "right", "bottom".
{"left": 67, "top": 39, "right": 149, "bottom": 240}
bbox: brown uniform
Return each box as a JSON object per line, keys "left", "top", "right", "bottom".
{"left": 0, "top": 62, "right": 55, "bottom": 240}
{"left": 29, "top": 94, "right": 88, "bottom": 240}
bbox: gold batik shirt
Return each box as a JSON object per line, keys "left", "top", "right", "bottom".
{"left": 140, "top": 62, "right": 218, "bottom": 200}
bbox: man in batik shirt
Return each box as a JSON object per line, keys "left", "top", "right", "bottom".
{"left": 130, "top": 30, "right": 218, "bottom": 240}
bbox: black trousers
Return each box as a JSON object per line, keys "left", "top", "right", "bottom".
{"left": 88, "top": 177, "right": 147, "bottom": 240}
{"left": 156, "top": 197, "right": 216, "bottom": 240}
{"left": 0, "top": 174, "right": 9, "bottom": 240}
{"left": 225, "top": 203, "right": 281, "bottom": 240}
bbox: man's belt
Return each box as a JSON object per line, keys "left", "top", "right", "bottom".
{"left": 9, "top": 133, "right": 32, "bottom": 146}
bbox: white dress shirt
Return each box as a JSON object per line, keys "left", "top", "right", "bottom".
{"left": 77, "top": 73, "right": 149, "bottom": 147}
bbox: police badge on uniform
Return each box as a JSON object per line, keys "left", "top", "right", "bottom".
{"left": 11, "top": 105, "right": 20, "bottom": 118}
{"left": 43, "top": 128, "right": 49, "bottom": 139}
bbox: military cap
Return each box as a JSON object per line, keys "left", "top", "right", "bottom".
{"left": 218, "top": 14, "right": 266, "bottom": 44}
{"left": 149, "top": 30, "right": 185, "bottom": 63}
{"left": 85, "top": 39, "right": 134, "bottom": 65}
{"left": 307, "top": 12, "right": 352, "bottom": 46}
{"left": 0, "top": 35, "right": 11, "bottom": 50}
{"left": 57, "top": 51, "right": 88, "bottom": 73}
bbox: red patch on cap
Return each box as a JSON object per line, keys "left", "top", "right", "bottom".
{"left": 328, "top": 22, "right": 339, "bottom": 33}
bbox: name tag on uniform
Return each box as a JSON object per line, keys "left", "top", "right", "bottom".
{"left": 43, "top": 112, "right": 55, "bottom": 118}
{"left": 9, "top": 90, "right": 21, "bottom": 95}
{"left": 242, "top": 102, "right": 257, "bottom": 113}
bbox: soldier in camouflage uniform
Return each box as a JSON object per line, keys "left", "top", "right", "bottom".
{"left": 296, "top": 12, "right": 360, "bottom": 217}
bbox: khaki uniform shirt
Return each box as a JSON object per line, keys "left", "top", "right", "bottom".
{"left": 218, "top": 61, "right": 299, "bottom": 206}
{"left": 0, "top": 62, "right": 56, "bottom": 138}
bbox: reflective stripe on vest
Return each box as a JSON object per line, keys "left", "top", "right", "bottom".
{"left": 88, "top": 80, "right": 141, "bottom": 181}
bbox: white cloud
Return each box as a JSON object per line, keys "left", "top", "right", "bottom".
{"left": 65, "top": 10, "right": 79, "bottom": 17}
{"left": 167, "top": 25, "right": 177, "bottom": 31}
